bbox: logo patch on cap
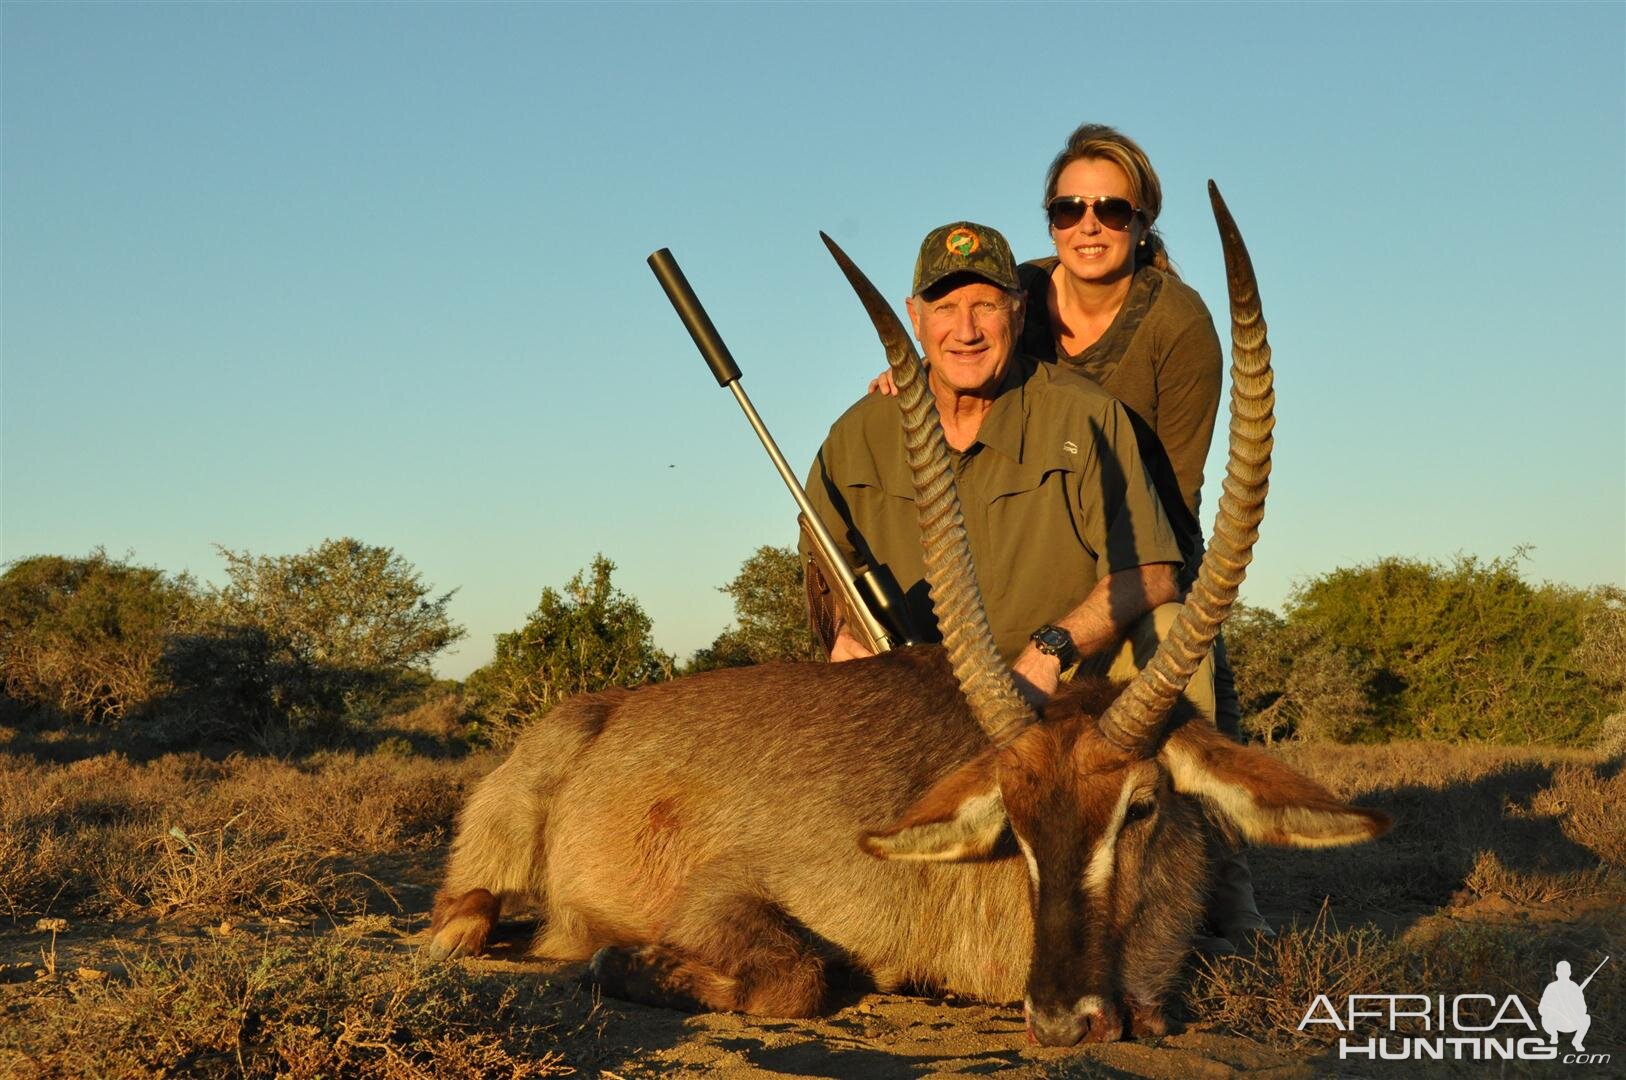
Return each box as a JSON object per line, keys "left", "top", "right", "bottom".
{"left": 945, "top": 228, "right": 980, "bottom": 257}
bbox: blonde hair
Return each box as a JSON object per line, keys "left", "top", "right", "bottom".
{"left": 1043, "top": 123, "right": 1174, "bottom": 276}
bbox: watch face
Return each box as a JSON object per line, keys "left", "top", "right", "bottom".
{"left": 1033, "top": 626, "right": 1070, "bottom": 653}
{"left": 1031, "top": 625, "right": 1078, "bottom": 667}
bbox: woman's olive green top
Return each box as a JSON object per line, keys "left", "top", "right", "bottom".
{"left": 1017, "top": 260, "right": 1222, "bottom": 523}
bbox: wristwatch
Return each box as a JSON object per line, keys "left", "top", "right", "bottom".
{"left": 1029, "top": 624, "right": 1079, "bottom": 669}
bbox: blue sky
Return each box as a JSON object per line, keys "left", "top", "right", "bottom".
{"left": 4, "top": 2, "right": 1622, "bottom": 679}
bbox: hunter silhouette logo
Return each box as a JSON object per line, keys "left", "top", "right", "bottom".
{"left": 1541, "top": 957, "right": 1608, "bottom": 1053}
{"left": 945, "top": 228, "right": 980, "bottom": 257}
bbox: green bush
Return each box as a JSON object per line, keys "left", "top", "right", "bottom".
{"left": 0, "top": 550, "right": 199, "bottom": 723}
{"left": 211, "top": 539, "right": 463, "bottom": 673}
{"left": 169, "top": 539, "right": 464, "bottom": 736}
{"left": 1574, "top": 585, "right": 1626, "bottom": 721}
{"left": 465, "top": 555, "right": 672, "bottom": 741}
{"left": 688, "top": 545, "right": 823, "bottom": 672}
{"left": 1224, "top": 602, "right": 1371, "bottom": 745}
{"left": 1264, "top": 554, "right": 1608, "bottom": 744}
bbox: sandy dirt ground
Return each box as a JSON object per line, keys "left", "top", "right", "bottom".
{"left": 467, "top": 957, "right": 1319, "bottom": 1080}
{"left": 0, "top": 847, "right": 1343, "bottom": 1079}
{"left": 0, "top": 919, "right": 1321, "bottom": 1080}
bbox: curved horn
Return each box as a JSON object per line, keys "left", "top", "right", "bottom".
{"left": 821, "top": 232, "right": 1036, "bottom": 746}
{"left": 1097, "top": 182, "right": 1275, "bottom": 754}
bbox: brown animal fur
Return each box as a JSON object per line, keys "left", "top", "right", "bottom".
{"left": 431, "top": 648, "right": 1388, "bottom": 1045}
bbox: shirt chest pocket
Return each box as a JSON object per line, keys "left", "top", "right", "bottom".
{"left": 842, "top": 460, "right": 919, "bottom": 515}
{"left": 836, "top": 460, "right": 926, "bottom": 579}
{"left": 984, "top": 461, "right": 1079, "bottom": 531}
{"left": 976, "top": 462, "right": 1094, "bottom": 607}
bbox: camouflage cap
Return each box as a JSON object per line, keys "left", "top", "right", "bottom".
{"left": 911, "top": 221, "right": 1020, "bottom": 296}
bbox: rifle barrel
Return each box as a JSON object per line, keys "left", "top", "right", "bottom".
{"left": 648, "top": 247, "right": 894, "bottom": 652}
{"left": 648, "top": 249, "right": 741, "bottom": 387}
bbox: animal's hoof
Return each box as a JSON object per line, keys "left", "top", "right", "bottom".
{"left": 425, "top": 921, "right": 486, "bottom": 961}
{"left": 584, "top": 946, "right": 622, "bottom": 985}
{"left": 426, "top": 889, "right": 497, "bottom": 960}
{"left": 586, "top": 946, "right": 652, "bottom": 995}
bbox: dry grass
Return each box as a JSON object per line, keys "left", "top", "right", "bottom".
{"left": 1460, "top": 850, "right": 1616, "bottom": 907}
{"left": 0, "top": 930, "right": 597, "bottom": 1078}
{"left": 1534, "top": 758, "right": 1626, "bottom": 864}
{"left": 2, "top": 717, "right": 1621, "bottom": 1074}
{"left": 1188, "top": 740, "right": 1625, "bottom": 1054}
{"left": 0, "top": 744, "right": 491, "bottom": 920}
{"left": 140, "top": 815, "right": 360, "bottom": 917}
{"left": 1188, "top": 907, "right": 1623, "bottom": 1044}
{"left": 1187, "top": 904, "right": 1396, "bottom": 1045}
{"left": 385, "top": 692, "right": 475, "bottom": 743}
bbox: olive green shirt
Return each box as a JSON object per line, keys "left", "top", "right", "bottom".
{"left": 1017, "top": 261, "right": 1222, "bottom": 522}
{"left": 804, "top": 355, "right": 1182, "bottom": 664}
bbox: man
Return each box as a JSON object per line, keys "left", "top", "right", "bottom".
{"left": 1539, "top": 960, "right": 1592, "bottom": 1052}
{"left": 802, "top": 220, "right": 1268, "bottom": 948}
{"left": 803, "top": 220, "right": 1201, "bottom": 711}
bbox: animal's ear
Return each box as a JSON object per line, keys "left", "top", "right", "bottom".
{"left": 860, "top": 751, "right": 1007, "bottom": 862}
{"left": 1159, "top": 723, "right": 1390, "bottom": 848}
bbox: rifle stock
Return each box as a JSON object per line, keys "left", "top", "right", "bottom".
{"left": 797, "top": 514, "right": 922, "bottom": 655}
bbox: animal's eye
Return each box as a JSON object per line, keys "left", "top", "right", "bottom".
{"left": 1124, "top": 799, "right": 1157, "bottom": 825}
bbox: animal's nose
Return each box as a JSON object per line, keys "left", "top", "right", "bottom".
{"left": 1028, "top": 1008, "right": 1088, "bottom": 1047}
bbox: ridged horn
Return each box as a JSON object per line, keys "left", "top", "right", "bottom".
{"left": 1097, "top": 182, "right": 1275, "bottom": 755}
{"left": 821, "top": 231, "right": 1036, "bottom": 747}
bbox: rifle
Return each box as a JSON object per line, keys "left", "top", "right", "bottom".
{"left": 647, "top": 248, "right": 919, "bottom": 655}
{"left": 1579, "top": 956, "right": 1610, "bottom": 991}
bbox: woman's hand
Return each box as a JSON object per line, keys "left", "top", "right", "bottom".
{"left": 829, "top": 626, "right": 876, "bottom": 662}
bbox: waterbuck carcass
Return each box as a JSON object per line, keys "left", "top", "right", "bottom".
{"left": 430, "top": 186, "right": 1390, "bottom": 1046}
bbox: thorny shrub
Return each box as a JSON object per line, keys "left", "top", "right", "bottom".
{"left": 1230, "top": 554, "right": 1616, "bottom": 744}
{"left": 2, "top": 541, "right": 466, "bottom": 744}
{"left": 172, "top": 539, "right": 466, "bottom": 737}
{"left": 0, "top": 550, "right": 200, "bottom": 724}
{"left": 465, "top": 554, "right": 672, "bottom": 744}
{"left": 687, "top": 545, "right": 824, "bottom": 672}
{"left": 1226, "top": 602, "right": 1371, "bottom": 745}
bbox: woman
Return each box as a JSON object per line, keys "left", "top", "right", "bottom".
{"left": 1020, "top": 123, "right": 1220, "bottom": 531}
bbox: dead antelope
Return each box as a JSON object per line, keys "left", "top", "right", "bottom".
{"left": 431, "top": 186, "right": 1389, "bottom": 1046}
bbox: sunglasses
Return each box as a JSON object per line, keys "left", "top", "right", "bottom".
{"left": 1045, "top": 195, "right": 1140, "bottom": 232}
